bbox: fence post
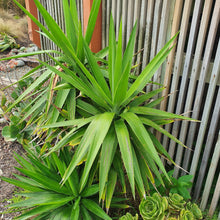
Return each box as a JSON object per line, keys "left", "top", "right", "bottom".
{"left": 83, "top": 0, "right": 102, "bottom": 52}
{"left": 25, "top": 0, "right": 41, "bottom": 48}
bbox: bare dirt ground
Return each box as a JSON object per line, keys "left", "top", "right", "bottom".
{"left": 0, "top": 124, "right": 24, "bottom": 219}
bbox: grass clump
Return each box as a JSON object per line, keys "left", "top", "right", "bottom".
{"left": 0, "top": 9, "right": 28, "bottom": 43}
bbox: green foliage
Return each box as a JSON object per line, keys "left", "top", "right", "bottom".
{"left": 0, "top": 147, "right": 115, "bottom": 220}
{"left": 168, "top": 193, "right": 186, "bottom": 212}
{"left": 139, "top": 193, "right": 203, "bottom": 220}
{"left": 139, "top": 193, "right": 168, "bottom": 220}
{"left": 0, "top": 0, "right": 198, "bottom": 217}
{"left": 179, "top": 209, "right": 194, "bottom": 219}
{"left": 119, "top": 212, "right": 139, "bottom": 220}
{"left": 186, "top": 202, "right": 203, "bottom": 219}
{"left": 1, "top": 77, "right": 36, "bottom": 144}
{"left": 0, "top": 190, "right": 26, "bottom": 215}
{"left": 150, "top": 170, "right": 193, "bottom": 199}
{"left": 0, "top": 33, "right": 20, "bottom": 51}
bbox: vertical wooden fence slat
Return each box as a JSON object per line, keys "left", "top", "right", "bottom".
{"left": 192, "top": 38, "right": 220, "bottom": 199}
{"left": 146, "top": 0, "right": 162, "bottom": 93}
{"left": 200, "top": 130, "right": 220, "bottom": 210}
{"left": 164, "top": 0, "right": 192, "bottom": 168}
{"left": 160, "top": 0, "right": 183, "bottom": 112}
{"left": 208, "top": 173, "right": 220, "bottom": 217}
{"left": 126, "top": 0, "right": 133, "bottom": 44}
{"left": 189, "top": 1, "right": 220, "bottom": 188}
{"left": 153, "top": 0, "right": 171, "bottom": 92}
{"left": 115, "top": 0, "right": 121, "bottom": 41}
{"left": 171, "top": 0, "right": 213, "bottom": 171}
{"left": 160, "top": 0, "right": 183, "bottom": 151}
{"left": 178, "top": 0, "right": 206, "bottom": 174}
{"left": 106, "top": 0, "right": 110, "bottom": 44}
{"left": 141, "top": 0, "right": 155, "bottom": 72}
{"left": 136, "top": 0, "right": 147, "bottom": 74}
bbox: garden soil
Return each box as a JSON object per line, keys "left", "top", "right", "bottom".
{"left": 0, "top": 124, "right": 23, "bottom": 219}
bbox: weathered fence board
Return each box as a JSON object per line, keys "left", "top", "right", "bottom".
{"left": 36, "top": 0, "right": 220, "bottom": 216}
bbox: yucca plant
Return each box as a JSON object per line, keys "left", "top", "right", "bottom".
{"left": 0, "top": 0, "right": 197, "bottom": 213}
{"left": 1, "top": 147, "right": 114, "bottom": 220}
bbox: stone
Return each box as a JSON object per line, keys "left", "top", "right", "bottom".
{"left": 15, "top": 59, "right": 25, "bottom": 67}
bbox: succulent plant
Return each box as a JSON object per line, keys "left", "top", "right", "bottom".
{"left": 119, "top": 212, "right": 139, "bottom": 220}
{"left": 179, "top": 209, "right": 195, "bottom": 220}
{"left": 186, "top": 202, "right": 203, "bottom": 219}
{"left": 139, "top": 193, "right": 168, "bottom": 220}
{"left": 168, "top": 193, "right": 186, "bottom": 213}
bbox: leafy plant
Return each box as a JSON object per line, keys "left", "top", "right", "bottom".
{"left": 149, "top": 170, "right": 193, "bottom": 199}
{"left": 0, "top": 0, "right": 198, "bottom": 212}
{"left": 168, "top": 193, "right": 186, "bottom": 213}
{"left": 186, "top": 202, "right": 203, "bottom": 219}
{"left": 0, "top": 147, "right": 116, "bottom": 220}
{"left": 139, "top": 193, "right": 203, "bottom": 220}
{"left": 1, "top": 77, "right": 37, "bottom": 143}
{"left": 0, "top": 33, "right": 20, "bottom": 51}
{"left": 119, "top": 212, "right": 139, "bottom": 220}
{"left": 139, "top": 193, "right": 168, "bottom": 220}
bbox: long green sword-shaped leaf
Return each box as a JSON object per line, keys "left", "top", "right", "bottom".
{"left": 15, "top": 167, "right": 70, "bottom": 195}
{"left": 63, "top": 0, "right": 77, "bottom": 50}
{"left": 140, "top": 117, "right": 188, "bottom": 148}
{"left": 123, "top": 33, "right": 178, "bottom": 103}
{"left": 14, "top": 203, "right": 65, "bottom": 220}
{"left": 79, "top": 112, "right": 115, "bottom": 192}
{"left": 108, "top": 15, "right": 116, "bottom": 94}
{"left": 114, "top": 119, "right": 135, "bottom": 198}
{"left": 131, "top": 146, "right": 146, "bottom": 199}
{"left": 99, "top": 127, "right": 117, "bottom": 202}
{"left": 129, "top": 106, "right": 197, "bottom": 121}
{"left": 114, "top": 22, "right": 137, "bottom": 105}
{"left": 69, "top": 0, "right": 79, "bottom": 31}
{"left": 0, "top": 176, "right": 42, "bottom": 192}
{"left": 81, "top": 199, "right": 112, "bottom": 220}
{"left": 121, "top": 112, "right": 169, "bottom": 181}
{"left": 5, "top": 69, "right": 52, "bottom": 112}
{"left": 42, "top": 117, "right": 94, "bottom": 129}
{"left": 20, "top": 94, "right": 47, "bottom": 122}
{"left": 105, "top": 169, "right": 117, "bottom": 212}
{"left": 62, "top": 113, "right": 114, "bottom": 186}
{"left": 129, "top": 87, "right": 165, "bottom": 107}
{"left": 83, "top": 39, "right": 111, "bottom": 98}
{"left": 67, "top": 89, "right": 76, "bottom": 120}
{"left": 131, "top": 134, "right": 164, "bottom": 186}
{"left": 33, "top": 0, "right": 75, "bottom": 58}
{"left": 51, "top": 153, "right": 78, "bottom": 197}
{"left": 46, "top": 128, "right": 85, "bottom": 155}
{"left": 71, "top": 202, "right": 80, "bottom": 220}
{"left": 9, "top": 192, "right": 74, "bottom": 208}
{"left": 113, "top": 20, "right": 123, "bottom": 103}
{"left": 148, "top": 132, "right": 175, "bottom": 165}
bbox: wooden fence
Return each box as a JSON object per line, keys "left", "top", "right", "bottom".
{"left": 37, "top": 0, "right": 220, "bottom": 217}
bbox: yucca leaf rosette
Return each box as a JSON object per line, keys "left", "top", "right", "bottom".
{"left": 179, "top": 209, "right": 194, "bottom": 220}
{"left": 186, "top": 202, "right": 202, "bottom": 219}
{"left": 168, "top": 193, "right": 186, "bottom": 212}
{"left": 119, "top": 212, "right": 139, "bottom": 220}
{"left": 167, "top": 217, "right": 179, "bottom": 220}
{"left": 139, "top": 193, "right": 168, "bottom": 220}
